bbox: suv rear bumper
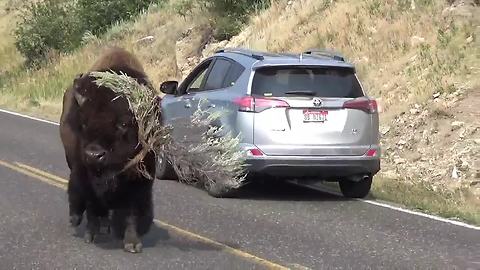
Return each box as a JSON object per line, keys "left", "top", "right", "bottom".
{"left": 245, "top": 155, "right": 380, "bottom": 179}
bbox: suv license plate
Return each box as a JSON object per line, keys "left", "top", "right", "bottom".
{"left": 303, "top": 110, "right": 328, "bottom": 122}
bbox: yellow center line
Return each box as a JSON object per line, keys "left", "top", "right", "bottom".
{"left": 0, "top": 160, "right": 65, "bottom": 189}
{"left": 0, "top": 159, "right": 292, "bottom": 270}
{"left": 15, "top": 162, "right": 68, "bottom": 184}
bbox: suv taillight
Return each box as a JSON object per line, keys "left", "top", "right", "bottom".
{"left": 234, "top": 96, "right": 290, "bottom": 113}
{"left": 343, "top": 98, "right": 377, "bottom": 114}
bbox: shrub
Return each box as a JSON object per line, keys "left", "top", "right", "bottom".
{"left": 206, "top": 0, "right": 270, "bottom": 40}
{"left": 14, "top": 0, "right": 161, "bottom": 67}
{"left": 14, "top": 0, "right": 81, "bottom": 67}
{"left": 172, "top": 0, "right": 196, "bottom": 17}
{"left": 75, "top": 0, "right": 157, "bottom": 36}
{"left": 174, "top": 0, "right": 270, "bottom": 40}
{"left": 166, "top": 99, "right": 247, "bottom": 196}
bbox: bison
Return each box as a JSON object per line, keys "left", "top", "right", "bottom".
{"left": 59, "top": 47, "right": 156, "bottom": 253}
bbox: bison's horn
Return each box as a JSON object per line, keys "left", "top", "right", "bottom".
{"left": 74, "top": 91, "right": 87, "bottom": 107}
{"left": 74, "top": 73, "right": 84, "bottom": 80}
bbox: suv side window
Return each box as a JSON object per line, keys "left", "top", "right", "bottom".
{"left": 177, "top": 59, "right": 213, "bottom": 95}
{"left": 203, "top": 59, "right": 232, "bottom": 91}
{"left": 187, "top": 68, "right": 209, "bottom": 92}
{"left": 223, "top": 61, "right": 245, "bottom": 88}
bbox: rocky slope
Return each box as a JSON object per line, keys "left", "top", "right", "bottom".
{"left": 381, "top": 88, "right": 479, "bottom": 192}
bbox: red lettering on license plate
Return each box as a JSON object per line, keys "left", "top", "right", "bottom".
{"left": 303, "top": 110, "right": 328, "bottom": 122}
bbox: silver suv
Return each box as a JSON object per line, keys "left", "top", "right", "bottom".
{"left": 157, "top": 48, "right": 380, "bottom": 198}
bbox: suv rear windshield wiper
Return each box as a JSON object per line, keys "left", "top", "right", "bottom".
{"left": 284, "top": 90, "right": 316, "bottom": 96}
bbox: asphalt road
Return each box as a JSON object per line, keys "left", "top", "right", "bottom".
{"left": 0, "top": 110, "right": 479, "bottom": 270}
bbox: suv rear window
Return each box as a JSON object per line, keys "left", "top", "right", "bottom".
{"left": 251, "top": 67, "right": 363, "bottom": 98}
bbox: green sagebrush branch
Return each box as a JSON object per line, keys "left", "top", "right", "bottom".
{"left": 92, "top": 71, "right": 247, "bottom": 193}
{"left": 167, "top": 99, "right": 248, "bottom": 194}
{"left": 91, "top": 70, "right": 170, "bottom": 180}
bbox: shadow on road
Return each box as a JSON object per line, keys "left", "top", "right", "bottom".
{"left": 161, "top": 178, "right": 379, "bottom": 202}
{"left": 72, "top": 222, "right": 226, "bottom": 252}
{"left": 234, "top": 180, "right": 350, "bottom": 202}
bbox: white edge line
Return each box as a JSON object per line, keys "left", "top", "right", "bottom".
{"left": 0, "top": 108, "right": 59, "bottom": 126}
{"left": 2, "top": 108, "right": 479, "bottom": 231}
{"left": 288, "top": 182, "right": 480, "bottom": 231}
{"left": 359, "top": 199, "right": 480, "bottom": 231}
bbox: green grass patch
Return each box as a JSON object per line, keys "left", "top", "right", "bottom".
{"left": 371, "top": 177, "right": 480, "bottom": 225}
{"left": 318, "top": 177, "right": 479, "bottom": 226}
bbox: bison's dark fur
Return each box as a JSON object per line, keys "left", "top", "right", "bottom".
{"left": 59, "top": 47, "right": 155, "bottom": 253}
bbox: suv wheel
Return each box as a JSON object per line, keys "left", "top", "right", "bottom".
{"left": 155, "top": 151, "right": 177, "bottom": 180}
{"left": 339, "top": 175, "right": 372, "bottom": 198}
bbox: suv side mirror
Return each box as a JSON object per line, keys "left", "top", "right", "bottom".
{"left": 159, "top": 81, "right": 178, "bottom": 95}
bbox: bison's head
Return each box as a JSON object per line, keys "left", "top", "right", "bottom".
{"left": 72, "top": 73, "right": 139, "bottom": 176}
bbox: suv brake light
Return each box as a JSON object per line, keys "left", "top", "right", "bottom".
{"left": 343, "top": 98, "right": 377, "bottom": 114}
{"left": 247, "top": 148, "right": 265, "bottom": 157}
{"left": 234, "top": 96, "right": 290, "bottom": 113}
{"left": 365, "top": 149, "right": 377, "bottom": 157}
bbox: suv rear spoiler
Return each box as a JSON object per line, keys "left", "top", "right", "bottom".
{"left": 251, "top": 63, "right": 355, "bottom": 73}
{"left": 303, "top": 49, "right": 345, "bottom": 62}
{"left": 215, "top": 48, "right": 265, "bottom": 60}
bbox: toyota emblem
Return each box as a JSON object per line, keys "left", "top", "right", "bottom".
{"left": 313, "top": 98, "right": 322, "bottom": 107}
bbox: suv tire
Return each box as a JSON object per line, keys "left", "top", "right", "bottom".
{"left": 155, "top": 151, "right": 177, "bottom": 180}
{"left": 339, "top": 176, "right": 372, "bottom": 198}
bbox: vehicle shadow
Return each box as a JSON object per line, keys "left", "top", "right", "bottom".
{"left": 233, "top": 180, "right": 350, "bottom": 202}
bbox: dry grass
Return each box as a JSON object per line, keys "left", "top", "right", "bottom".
{"left": 0, "top": 0, "right": 24, "bottom": 77}
{"left": 0, "top": 1, "right": 210, "bottom": 121}
{"left": 0, "top": 46, "right": 100, "bottom": 120}
{"left": 2, "top": 0, "right": 478, "bottom": 122}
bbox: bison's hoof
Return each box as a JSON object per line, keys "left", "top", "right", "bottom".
{"left": 124, "top": 242, "right": 143, "bottom": 253}
{"left": 84, "top": 231, "right": 95, "bottom": 243}
{"left": 99, "top": 224, "right": 110, "bottom": 235}
{"left": 70, "top": 214, "right": 82, "bottom": 227}
{"left": 99, "top": 217, "right": 110, "bottom": 234}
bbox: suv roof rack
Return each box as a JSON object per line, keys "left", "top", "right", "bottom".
{"left": 215, "top": 48, "right": 265, "bottom": 60}
{"left": 303, "top": 49, "right": 345, "bottom": 61}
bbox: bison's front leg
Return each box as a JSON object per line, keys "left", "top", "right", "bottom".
{"left": 112, "top": 186, "right": 153, "bottom": 253}
{"left": 111, "top": 210, "right": 141, "bottom": 252}
{"left": 122, "top": 215, "right": 144, "bottom": 253}
{"left": 114, "top": 208, "right": 153, "bottom": 253}
{"left": 67, "top": 168, "right": 86, "bottom": 227}
{"left": 84, "top": 202, "right": 109, "bottom": 243}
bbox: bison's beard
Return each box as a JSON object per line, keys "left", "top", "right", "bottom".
{"left": 91, "top": 166, "right": 118, "bottom": 179}
{"left": 87, "top": 165, "right": 124, "bottom": 196}
{"left": 85, "top": 158, "right": 126, "bottom": 178}
{"left": 89, "top": 170, "right": 118, "bottom": 195}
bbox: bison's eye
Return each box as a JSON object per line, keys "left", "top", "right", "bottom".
{"left": 81, "top": 123, "right": 87, "bottom": 131}
{"left": 116, "top": 122, "right": 128, "bottom": 134}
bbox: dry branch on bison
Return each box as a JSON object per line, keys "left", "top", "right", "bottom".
{"left": 92, "top": 71, "right": 248, "bottom": 196}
